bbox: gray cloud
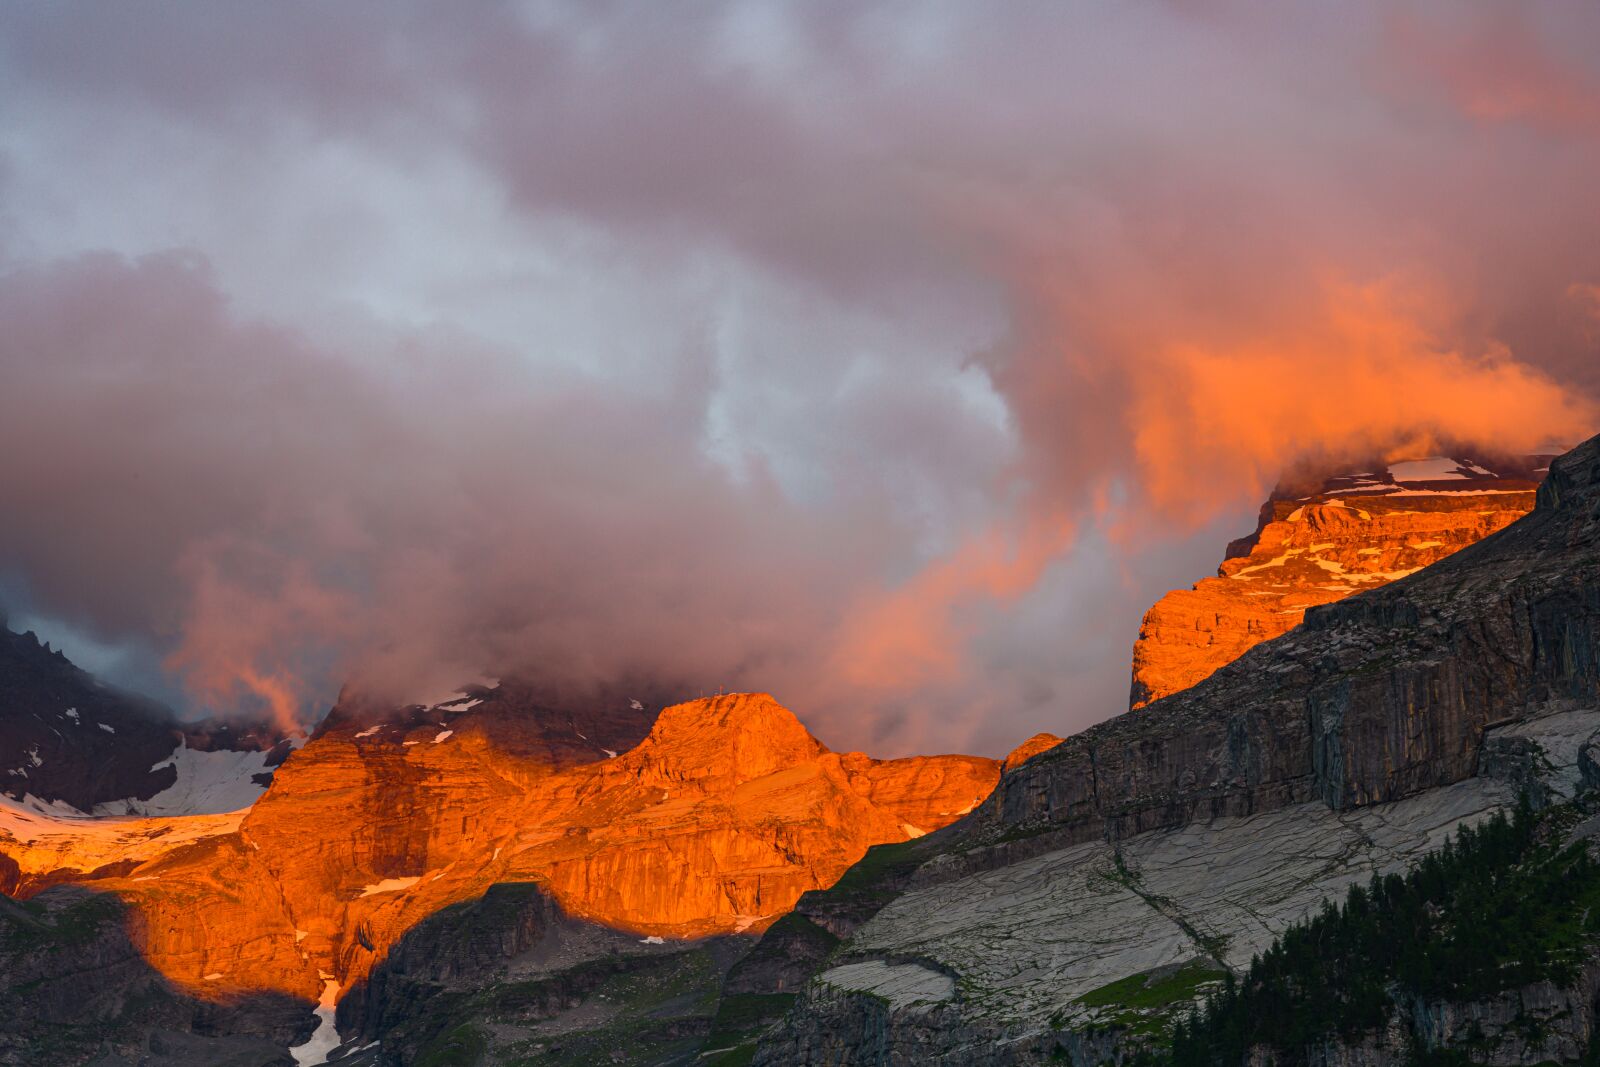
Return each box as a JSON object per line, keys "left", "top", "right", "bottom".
{"left": 1, "top": 2, "right": 1598, "bottom": 755}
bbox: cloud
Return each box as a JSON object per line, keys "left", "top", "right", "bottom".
{"left": 1108, "top": 278, "right": 1591, "bottom": 523}
{"left": 0, "top": 252, "right": 897, "bottom": 732}
{"left": 0, "top": 3, "right": 1597, "bottom": 755}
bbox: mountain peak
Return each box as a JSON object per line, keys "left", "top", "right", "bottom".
{"left": 1002, "top": 732, "right": 1064, "bottom": 772}
{"left": 635, "top": 692, "right": 827, "bottom": 784}
{"left": 1538, "top": 433, "right": 1600, "bottom": 514}
{"left": 1130, "top": 451, "right": 1547, "bottom": 708}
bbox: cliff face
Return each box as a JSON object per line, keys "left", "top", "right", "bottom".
{"left": 748, "top": 435, "right": 1600, "bottom": 1066}
{"left": 989, "top": 440, "right": 1596, "bottom": 849}
{"left": 1130, "top": 456, "right": 1543, "bottom": 708}
{"left": 0, "top": 687, "right": 998, "bottom": 1060}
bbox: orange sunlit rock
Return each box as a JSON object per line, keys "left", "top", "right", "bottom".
{"left": 5, "top": 691, "right": 997, "bottom": 1008}
{"left": 1129, "top": 456, "right": 1541, "bottom": 708}
{"left": 1001, "top": 732, "right": 1064, "bottom": 773}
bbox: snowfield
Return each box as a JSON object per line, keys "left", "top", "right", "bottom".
{"left": 94, "top": 741, "right": 282, "bottom": 817}
{"left": 0, "top": 793, "right": 247, "bottom": 880}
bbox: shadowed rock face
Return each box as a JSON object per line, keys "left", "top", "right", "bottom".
{"left": 1130, "top": 455, "right": 1544, "bottom": 709}
{"left": 0, "top": 884, "right": 310, "bottom": 1067}
{"left": 337, "top": 880, "right": 756, "bottom": 1065}
{"left": 0, "top": 622, "right": 291, "bottom": 812}
{"left": 746, "top": 434, "right": 1600, "bottom": 1066}
{"left": 992, "top": 437, "right": 1598, "bottom": 844}
{"left": 0, "top": 620, "right": 294, "bottom": 812}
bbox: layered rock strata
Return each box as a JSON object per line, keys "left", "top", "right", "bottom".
{"left": 1130, "top": 455, "right": 1544, "bottom": 707}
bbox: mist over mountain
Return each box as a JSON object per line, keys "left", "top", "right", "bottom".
{"left": 3, "top": 4, "right": 1600, "bottom": 754}
{"left": 4, "top": 9, "right": 1600, "bottom": 1062}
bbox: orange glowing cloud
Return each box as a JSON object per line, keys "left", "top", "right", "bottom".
{"left": 1123, "top": 280, "right": 1597, "bottom": 523}
{"left": 163, "top": 542, "right": 357, "bottom": 732}
{"left": 1389, "top": 11, "right": 1600, "bottom": 136}
{"left": 828, "top": 516, "right": 1074, "bottom": 691}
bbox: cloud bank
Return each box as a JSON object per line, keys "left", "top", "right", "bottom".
{"left": 1, "top": 2, "right": 1597, "bottom": 754}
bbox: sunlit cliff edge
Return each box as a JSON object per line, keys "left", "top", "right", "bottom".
{"left": 1130, "top": 454, "right": 1548, "bottom": 708}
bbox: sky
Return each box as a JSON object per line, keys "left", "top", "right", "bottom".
{"left": 1, "top": 1, "right": 1598, "bottom": 757}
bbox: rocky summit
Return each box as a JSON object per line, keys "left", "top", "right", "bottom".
{"left": 1129, "top": 453, "right": 1548, "bottom": 708}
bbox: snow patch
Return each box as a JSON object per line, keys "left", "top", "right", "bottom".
{"left": 902, "top": 822, "right": 927, "bottom": 839}
{"left": 0, "top": 794, "right": 247, "bottom": 875}
{"left": 1230, "top": 550, "right": 1299, "bottom": 579}
{"left": 353, "top": 725, "right": 383, "bottom": 739}
{"left": 603, "top": 748, "right": 617, "bottom": 758}
{"left": 432, "top": 730, "right": 453, "bottom": 743}
{"left": 436, "top": 697, "right": 482, "bottom": 711}
{"left": 630, "top": 699, "right": 644, "bottom": 710}
{"left": 289, "top": 977, "right": 341, "bottom": 1066}
{"left": 104, "top": 742, "right": 273, "bottom": 817}
{"left": 640, "top": 935, "right": 665, "bottom": 944}
{"left": 1389, "top": 457, "right": 1470, "bottom": 481}
{"left": 357, "top": 876, "right": 421, "bottom": 897}
{"left": 1384, "top": 488, "right": 1527, "bottom": 498}
{"left": 940, "top": 797, "right": 981, "bottom": 818}
{"left": 17, "top": 794, "right": 88, "bottom": 817}
{"left": 64, "top": 708, "right": 79, "bottom": 724}
{"left": 97, "top": 723, "right": 114, "bottom": 733}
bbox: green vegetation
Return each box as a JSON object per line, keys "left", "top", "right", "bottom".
{"left": 0, "top": 892, "right": 123, "bottom": 950}
{"left": 474, "top": 945, "right": 724, "bottom": 1066}
{"left": 758, "top": 911, "right": 839, "bottom": 953}
{"left": 1167, "top": 796, "right": 1600, "bottom": 1066}
{"left": 708, "top": 992, "right": 795, "bottom": 1043}
{"left": 699, "top": 1044, "right": 758, "bottom": 1066}
{"left": 1068, "top": 961, "right": 1226, "bottom": 1039}
{"left": 1081, "top": 961, "right": 1227, "bottom": 1013}
{"left": 701, "top": 990, "right": 796, "bottom": 1064}
{"left": 826, "top": 838, "right": 924, "bottom": 899}
{"left": 416, "top": 1022, "right": 488, "bottom": 1067}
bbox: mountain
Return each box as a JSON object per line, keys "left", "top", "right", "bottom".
{"left": 0, "top": 687, "right": 997, "bottom": 1065}
{"left": 3, "top": 435, "right": 1597, "bottom": 1067}
{"left": 732, "top": 433, "right": 1600, "bottom": 1064}
{"left": 1129, "top": 453, "right": 1549, "bottom": 708}
{"left": 0, "top": 619, "right": 295, "bottom": 814}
